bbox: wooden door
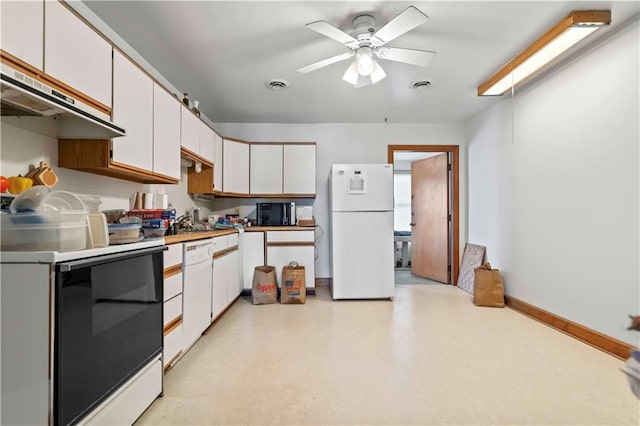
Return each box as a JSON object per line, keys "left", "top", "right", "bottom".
{"left": 411, "top": 154, "right": 450, "bottom": 283}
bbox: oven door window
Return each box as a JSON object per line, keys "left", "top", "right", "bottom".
{"left": 55, "top": 250, "right": 163, "bottom": 426}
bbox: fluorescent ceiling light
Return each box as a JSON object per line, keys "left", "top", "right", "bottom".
{"left": 478, "top": 10, "right": 610, "bottom": 96}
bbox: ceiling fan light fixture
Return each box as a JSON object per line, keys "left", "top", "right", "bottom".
{"left": 342, "top": 62, "right": 359, "bottom": 85}
{"left": 370, "top": 62, "right": 386, "bottom": 84}
{"left": 300, "top": 6, "right": 434, "bottom": 88}
{"left": 356, "top": 47, "right": 374, "bottom": 76}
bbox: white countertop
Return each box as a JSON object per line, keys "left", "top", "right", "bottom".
{"left": 0, "top": 238, "right": 165, "bottom": 264}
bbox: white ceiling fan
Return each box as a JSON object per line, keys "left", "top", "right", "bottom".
{"left": 297, "top": 6, "right": 436, "bottom": 88}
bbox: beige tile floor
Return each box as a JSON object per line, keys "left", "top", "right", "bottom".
{"left": 137, "top": 285, "right": 639, "bottom": 425}
{"left": 394, "top": 270, "right": 442, "bottom": 285}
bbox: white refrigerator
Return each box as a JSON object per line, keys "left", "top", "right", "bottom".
{"left": 330, "top": 164, "right": 394, "bottom": 300}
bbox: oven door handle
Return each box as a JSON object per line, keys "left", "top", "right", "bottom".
{"left": 57, "top": 246, "right": 167, "bottom": 272}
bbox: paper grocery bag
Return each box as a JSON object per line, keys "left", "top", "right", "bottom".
{"left": 473, "top": 262, "right": 505, "bottom": 308}
{"left": 280, "top": 262, "right": 306, "bottom": 304}
{"left": 252, "top": 266, "right": 278, "bottom": 305}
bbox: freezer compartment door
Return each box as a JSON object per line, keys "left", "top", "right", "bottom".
{"left": 331, "top": 211, "right": 394, "bottom": 299}
{"left": 331, "top": 164, "right": 393, "bottom": 212}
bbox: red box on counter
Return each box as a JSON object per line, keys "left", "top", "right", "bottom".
{"left": 126, "top": 209, "right": 177, "bottom": 220}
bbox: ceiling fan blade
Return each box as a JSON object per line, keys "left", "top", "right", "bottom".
{"left": 370, "top": 6, "right": 429, "bottom": 46}
{"left": 306, "top": 21, "right": 359, "bottom": 48}
{"left": 297, "top": 52, "right": 355, "bottom": 74}
{"left": 375, "top": 47, "right": 436, "bottom": 67}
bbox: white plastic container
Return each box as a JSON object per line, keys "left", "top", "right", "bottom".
{"left": 1, "top": 211, "right": 87, "bottom": 252}
{"left": 2, "top": 188, "right": 88, "bottom": 252}
{"left": 108, "top": 223, "right": 142, "bottom": 244}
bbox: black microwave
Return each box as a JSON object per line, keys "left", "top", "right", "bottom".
{"left": 256, "top": 202, "right": 296, "bottom": 226}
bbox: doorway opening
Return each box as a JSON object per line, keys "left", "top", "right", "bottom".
{"left": 388, "top": 145, "right": 460, "bottom": 285}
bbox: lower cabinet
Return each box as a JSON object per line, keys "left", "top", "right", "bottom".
{"left": 212, "top": 254, "right": 228, "bottom": 321}
{"left": 163, "top": 243, "right": 183, "bottom": 371}
{"left": 265, "top": 230, "right": 315, "bottom": 289}
{"left": 211, "top": 234, "right": 241, "bottom": 321}
{"left": 242, "top": 231, "right": 265, "bottom": 290}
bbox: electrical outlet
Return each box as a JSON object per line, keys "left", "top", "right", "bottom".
{"left": 234, "top": 207, "right": 240, "bottom": 215}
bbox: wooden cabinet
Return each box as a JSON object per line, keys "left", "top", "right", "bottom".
{"left": 59, "top": 74, "right": 180, "bottom": 184}
{"left": 1, "top": 0, "right": 43, "bottom": 70}
{"left": 199, "top": 121, "right": 215, "bottom": 164}
{"left": 223, "top": 139, "right": 250, "bottom": 194}
{"left": 180, "top": 106, "right": 215, "bottom": 166}
{"left": 242, "top": 232, "right": 265, "bottom": 290}
{"left": 44, "top": 0, "right": 112, "bottom": 108}
{"left": 185, "top": 129, "right": 221, "bottom": 194}
{"left": 212, "top": 255, "right": 228, "bottom": 321}
{"left": 265, "top": 230, "right": 315, "bottom": 289}
{"left": 211, "top": 235, "right": 241, "bottom": 321}
{"left": 227, "top": 250, "right": 241, "bottom": 302}
{"left": 214, "top": 133, "right": 223, "bottom": 191}
{"left": 250, "top": 144, "right": 283, "bottom": 194}
{"left": 284, "top": 144, "right": 316, "bottom": 195}
{"left": 112, "top": 50, "right": 153, "bottom": 172}
{"left": 214, "top": 250, "right": 240, "bottom": 317}
{"left": 188, "top": 140, "right": 316, "bottom": 198}
{"left": 153, "top": 83, "right": 181, "bottom": 180}
{"left": 163, "top": 243, "right": 184, "bottom": 371}
{"left": 180, "top": 105, "right": 200, "bottom": 155}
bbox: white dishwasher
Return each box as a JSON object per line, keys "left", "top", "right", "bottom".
{"left": 183, "top": 239, "right": 214, "bottom": 352}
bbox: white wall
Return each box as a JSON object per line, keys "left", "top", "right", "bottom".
{"left": 213, "top": 123, "right": 466, "bottom": 278}
{"left": 465, "top": 21, "right": 639, "bottom": 345}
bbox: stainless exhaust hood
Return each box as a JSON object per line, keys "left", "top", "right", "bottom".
{"left": 1, "top": 63, "right": 125, "bottom": 139}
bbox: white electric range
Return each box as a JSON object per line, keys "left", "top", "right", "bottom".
{"left": 1, "top": 238, "right": 166, "bottom": 425}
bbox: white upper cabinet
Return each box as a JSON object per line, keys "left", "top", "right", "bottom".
{"left": 222, "top": 139, "right": 249, "bottom": 194}
{"left": 199, "top": 121, "right": 215, "bottom": 164}
{"left": 44, "top": 0, "right": 112, "bottom": 107}
{"left": 213, "top": 133, "right": 223, "bottom": 191}
{"left": 250, "top": 144, "right": 283, "bottom": 194}
{"left": 180, "top": 106, "right": 199, "bottom": 155}
{"left": 153, "top": 83, "right": 181, "bottom": 180}
{"left": 1, "top": 0, "right": 43, "bottom": 70}
{"left": 111, "top": 50, "right": 153, "bottom": 172}
{"left": 283, "top": 144, "right": 316, "bottom": 194}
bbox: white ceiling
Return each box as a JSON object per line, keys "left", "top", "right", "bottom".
{"left": 83, "top": 1, "right": 639, "bottom": 124}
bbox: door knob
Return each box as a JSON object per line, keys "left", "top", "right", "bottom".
{"left": 409, "top": 222, "right": 416, "bottom": 227}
